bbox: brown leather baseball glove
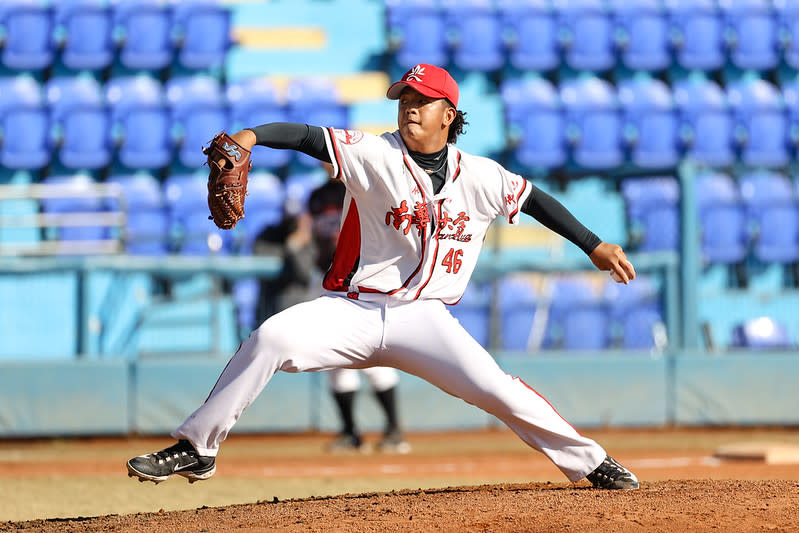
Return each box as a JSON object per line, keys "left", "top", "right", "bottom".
{"left": 203, "top": 132, "right": 252, "bottom": 229}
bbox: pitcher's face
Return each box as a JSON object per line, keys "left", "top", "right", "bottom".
{"left": 397, "top": 87, "right": 454, "bottom": 152}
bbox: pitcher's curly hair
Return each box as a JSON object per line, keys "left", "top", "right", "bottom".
{"left": 447, "top": 107, "right": 468, "bottom": 144}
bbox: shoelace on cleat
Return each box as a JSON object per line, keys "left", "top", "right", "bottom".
{"left": 151, "top": 444, "right": 191, "bottom": 464}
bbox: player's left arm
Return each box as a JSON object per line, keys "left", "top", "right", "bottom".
{"left": 521, "top": 182, "right": 636, "bottom": 284}
{"left": 227, "top": 123, "right": 332, "bottom": 164}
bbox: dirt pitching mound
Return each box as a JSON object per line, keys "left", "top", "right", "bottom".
{"left": 3, "top": 479, "right": 798, "bottom": 533}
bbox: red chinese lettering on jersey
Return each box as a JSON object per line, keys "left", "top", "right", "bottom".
{"left": 385, "top": 200, "right": 430, "bottom": 236}
{"left": 438, "top": 210, "right": 472, "bottom": 242}
{"left": 411, "top": 202, "right": 429, "bottom": 236}
{"left": 385, "top": 200, "right": 413, "bottom": 234}
{"left": 505, "top": 193, "right": 515, "bottom": 205}
{"left": 332, "top": 128, "right": 364, "bottom": 145}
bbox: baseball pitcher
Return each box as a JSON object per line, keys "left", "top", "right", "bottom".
{"left": 127, "top": 64, "right": 639, "bottom": 490}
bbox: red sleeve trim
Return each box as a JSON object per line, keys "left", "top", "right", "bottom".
{"left": 508, "top": 178, "right": 528, "bottom": 224}
{"left": 325, "top": 127, "right": 343, "bottom": 180}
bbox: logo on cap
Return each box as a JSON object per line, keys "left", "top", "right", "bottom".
{"left": 405, "top": 65, "right": 425, "bottom": 82}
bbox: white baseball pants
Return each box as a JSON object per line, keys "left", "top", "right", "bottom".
{"left": 173, "top": 292, "right": 606, "bottom": 481}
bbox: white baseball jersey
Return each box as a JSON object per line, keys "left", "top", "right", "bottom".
{"left": 322, "top": 128, "right": 532, "bottom": 304}
{"left": 172, "top": 127, "right": 608, "bottom": 483}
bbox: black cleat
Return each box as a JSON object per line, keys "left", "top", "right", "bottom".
{"left": 326, "top": 432, "right": 369, "bottom": 453}
{"left": 586, "top": 455, "right": 639, "bottom": 490}
{"left": 377, "top": 429, "right": 411, "bottom": 454}
{"left": 126, "top": 440, "right": 216, "bottom": 484}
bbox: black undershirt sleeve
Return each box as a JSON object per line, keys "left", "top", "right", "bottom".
{"left": 521, "top": 182, "right": 602, "bottom": 256}
{"left": 246, "top": 123, "right": 331, "bottom": 163}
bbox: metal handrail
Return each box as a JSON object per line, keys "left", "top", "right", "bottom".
{"left": 0, "top": 182, "right": 127, "bottom": 257}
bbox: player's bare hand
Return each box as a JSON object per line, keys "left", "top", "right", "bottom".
{"left": 228, "top": 129, "right": 257, "bottom": 151}
{"left": 589, "top": 242, "right": 636, "bottom": 284}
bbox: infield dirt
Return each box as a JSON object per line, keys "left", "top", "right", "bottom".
{"left": 1, "top": 428, "right": 799, "bottom": 532}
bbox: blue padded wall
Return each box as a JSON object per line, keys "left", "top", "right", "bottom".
{"left": 0, "top": 273, "right": 78, "bottom": 360}
{"left": 0, "top": 361, "right": 129, "bottom": 436}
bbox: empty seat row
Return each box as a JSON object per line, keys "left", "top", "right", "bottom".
{"left": 621, "top": 171, "right": 799, "bottom": 268}
{"left": 449, "top": 274, "right": 666, "bottom": 351}
{"left": 386, "top": 0, "right": 799, "bottom": 74}
{"left": 0, "top": 74, "right": 349, "bottom": 171}
{"left": 503, "top": 73, "right": 799, "bottom": 170}
{"left": 0, "top": 0, "right": 231, "bottom": 72}
{"left": 0, "top": 170, "right": 328, "bottom": 256}
{"left": 452, "top": 274, "right": 798, "bottom": 352}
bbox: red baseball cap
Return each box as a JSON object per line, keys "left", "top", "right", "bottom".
{"left": 386, "top": 64, "right": 459, "bottom": 108}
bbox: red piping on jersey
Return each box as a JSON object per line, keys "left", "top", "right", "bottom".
{"left": 451, "top": 151, "right": 462, "bottom": 183}
{"left": 514, "top": 376, "right": 580, "bottom": 434}
{"left": 326, "top": 127, "right": 343, "bottom": 180}
{"left": 323, "top": 198, "right": 361, "bottom": 291}
{"left": 358, "top": 156, "right": 430, "bottom": 295}
{"left": 508, "top": 178, "right": 528, "bottom": 224}
{"left": 387, "top": 154, "right": 432, "bottom": 294}
{"left": 414, "top": 198, "right": 445, "bottom": 299}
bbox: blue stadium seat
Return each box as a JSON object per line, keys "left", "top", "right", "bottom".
{"left": 554, "top": 0, "right": 615, "bottom": 72}
{"left": 498, "top": 276, "right": 538, "bottom": 352}
{"left": 236, "top": 171, "right": 285, "bottom": 254}
{"left": 165, "top": 173, "right": 233, "bottom": 255}
{"left": 285, "top": 78, "right": 348, "bottom": 166}
{"left": 106, "top": 173, "right": 169, "bottom": 255}
{"left": 497, "top": 0, "right": 559, "bottom": 72}
{"left": 665, "top": 0, "right": 725, "bottom": 71}
{"left": 672, "top": 76, "right": 734, "bottom": 166}
{"left": 696, "top": 172, "right": 747, "bottom": 265}
{"left": 46, "top": 76, "right": 111, "bottom": 170}
{"left": 40, "top": 173, "right": 110, "bottom": 246}
{"left": 442, "top": 0, "right": 504, "bottom": 72}
{"left": 603, "top": 275, "right": 664, "bottom": 350}
{"left": 731, "top": 316, "right": 791, "bottom": 349}
{"left": 621, "top": 177, "right": 680, "bottom": 252}
{"left": 171, "top": 0, "right": 231, "bottom": 70}
{"left": 53, "top": 0, "right": 114, "bottom": 71}
{"left": 286, "top": 78, "right": 349, "bottom": 129}
{"left": 166, "top": 75, "right": 229, "bottom": 168}
{"left": 502, "top": 77, "right": 565, "bottom": 169}
{"left": 560, "top": 76, "right": 622, "bottom": 169}
{"left": 610, "top": 0, "right": 671, "bottom": 72}
{"left": 0, "top": 75, "right": 50, "bottom": 170}
{"left": 284, "top": 171, "right": 329, "bottom": 216}
{"left": 617, "top": 76, "right": 679, "bottom": 168}
{"left": 449, "top": 281, "right": 491, "bottom": 349}
{"left": 545, "top": 276, "right": 608, "bottom": 351}
{"left": 621, "top": 307, "right": 665, "bottom": 350}
{"left": 720, "top": 0, "right": 779, "bottom": 71}
{"left": 111, "top": 0, "right": 173, "bottom": 70}
{"left": 226, "top": 78, "right": 291, "bottom": 169}
{"left": 776, "top": 0, "right": 799, "bottom": 69}
{"left": 727, "top": 78, "right": 788, "bottom": 168}
{"left": 739, "top": 171, "right": 799, "bottom": 264}
{"left": 0, "top": 0, "right": 54, "bottom": 70}
{"left": 106, "top": 75, "right": 172, "bottom": 170}
{"left": 232, "top": 277, "right": 261, "bottom": 333}
{"left": 385, "top": 0, "right": 447, "bottom": 69}
{"left": 779, "top": 79, "right": 799, "bottom": 158}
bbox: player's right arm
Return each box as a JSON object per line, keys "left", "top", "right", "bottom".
{"left": 227, "top": 123, "right": 332, "bottom": 164}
